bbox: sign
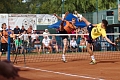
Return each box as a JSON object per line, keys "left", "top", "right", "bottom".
{"left": 0, "top": 14, "right": 8, "bottom": 30}
{"left": 37, "top": 14, "right": 58, "bottom": 25}
{"left": 8, "top": 14, "right": 36, "bottom": 30}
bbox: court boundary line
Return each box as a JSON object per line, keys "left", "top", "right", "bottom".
{"left": 16, "top": 66, "right": 105, "bottom": 80}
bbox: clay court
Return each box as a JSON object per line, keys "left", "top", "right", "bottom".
{"left": 0, "top": 51, "right": 120, "bottom": 80}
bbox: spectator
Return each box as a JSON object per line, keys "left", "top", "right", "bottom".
{"left": 84, "top": 31, "right": 89, "bottom": 41}
{"left": 19, "top": 30, "right": 29, "bottom": 47}
{"left": 51, "top": 36, "right": 59, "bottom": 53}
{"left": 34, "top": 36, "right": 41, "bottom": 54}
{"left": 10, "top": 31, "right": 16, "bottom": 53}
{"left": 42, "top": 36, "right": 52, "bottom": 53}
{"left": 10, "top": 31, "right": 16, "bottom": 43}
{"left": 70, "top": 37, "right": 78, "bottom": 52}
{"left": 15, "top": 37, "right": 24, "bottom": 54}
{"left": 6, "top": 26, "right": 12, "bottom": 35}
{"left": 14, "top": 26, "right": 20, "bottom": 34}
{"left": 20, "top": 26, "right": 26, "bottom": 33}
{"left": 0, "top": 23, "right": 8, "bottom": 60}
{"left": 27, "top": 25, "right": 33, "bottom": 34}
{"left": 79, "top": 38, "right": 87, "bottom": 52}
{"left": 31, "top": 30, "right": 38, "bottom": 43}
{"left": 76, "top": 27, "right": 82, "bottom": 44}
{"left": 43, "top": 29, "right": 50, "bottom": 38}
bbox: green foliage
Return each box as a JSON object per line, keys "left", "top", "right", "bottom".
{"left": 0, "top": 0, "right": 117, "bottom": 14}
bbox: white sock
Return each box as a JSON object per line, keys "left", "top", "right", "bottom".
{"left": 62, "top": 54, "right": 66, "bottom": 61}
{"left": 91, "top": 55, "right": 95, "bottom": 61}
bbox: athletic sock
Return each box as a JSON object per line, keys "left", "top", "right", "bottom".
{"left": 91, "top": 55, "right": 96, "bottom": 62}
{"left": 62, "top": 54, "right": 66, "bottom": 61}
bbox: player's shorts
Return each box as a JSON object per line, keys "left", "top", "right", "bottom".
{"left": 0, "top": 43, "right": 8, "bottom": 52}
{"left": 87, "top": 24, "right": 94, "bottom": 43}
{"left": 59, "top": 29, "right": 68, "bottom": 40}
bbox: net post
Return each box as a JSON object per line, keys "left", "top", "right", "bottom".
{"left": 23, "top": 36, "right": 26, "bottom": 67}
{"left": 7, "top": 35, "right": 11, "bottom": 61}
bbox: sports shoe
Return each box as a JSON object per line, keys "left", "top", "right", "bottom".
{"left": 89, "top": 60, "right": 96, "bottom": 65}
{"left": 61, "top": 58, "right": 67, "bottom": 63}
{"left": 78, "top": 14, "right": 82, "bottom": 21}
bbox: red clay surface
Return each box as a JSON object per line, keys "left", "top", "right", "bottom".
{"left": 0, "top": 51, "right": 120, "bottom": 80}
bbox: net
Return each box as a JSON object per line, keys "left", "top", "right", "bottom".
{"left": 1, "top": 33, "right": 120, "bottom": 64}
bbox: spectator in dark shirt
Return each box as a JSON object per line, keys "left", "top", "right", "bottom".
{"left": 14, "top": 26, "right": 20, "bottom": 34}
{"left": 20, "top": 26, "right": 26, "bottom": 33}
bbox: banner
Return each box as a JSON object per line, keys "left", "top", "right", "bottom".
{"left": 8, "top": 14, "right": 36, "bottom": 30}
{"left": 0, "top": 14, "right": 8, "bottom": 30}
{"left": 37, "top": 14, "right": 58, "bottom": 25}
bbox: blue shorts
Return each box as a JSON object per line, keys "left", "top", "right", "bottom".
{"left": 87, "top": 24, "right": 94, "bottom": 43}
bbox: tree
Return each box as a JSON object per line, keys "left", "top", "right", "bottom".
{"left": 0, "top": 0, "right": 117, "bottom": 14}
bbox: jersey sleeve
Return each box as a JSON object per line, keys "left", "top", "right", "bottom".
{"left": 96, "top": 23, "right": 101, "bottom": 27}
{"left": 101, "top": 29, "right": 106, "bottom": 37}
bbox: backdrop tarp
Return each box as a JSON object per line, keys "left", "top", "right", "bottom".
{"left": 48, "top": 13, "right": 86, "bottom": 28}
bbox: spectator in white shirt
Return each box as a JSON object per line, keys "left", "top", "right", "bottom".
{"left": 31, "top": 30, "right": 38, "bottom": 42}
{"left": 42, "top": 35, "right": 52, "bottom": 53}
{"left": 19, "top": 31, "right": 28, "bottom": 41}
{"left": 70, "top": 37, "right": 77, "bottom": 48}
{"left": 70, "top": 37, "right": 78, "bottom": 51}
{"left": 43, "top": 29, "right": 50, "bottom": 38}
{"left": 19, "top": 30, "right": 29, "bottom": 47}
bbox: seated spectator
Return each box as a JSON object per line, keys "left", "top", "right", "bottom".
{"left": 31, "top": 30, "right": 38, "bottom": 44}
{"left": 20, "top": 26, "right": 26, "bottom": 33}
{"left": 10, "top": 31, "right": 16, "bottom": 43}
{"left": 14, "top": 26, "right": 20, "bottom": 34}
{"left": 34, "top": 36, "right": 41, "bottom": 54}
{"left": 70, "top": 37, "right": 78, "bottom": 52}
{"left": 79, "top": 38, "right": 87, "bottom": 52}
{"left": 51, "top": 36, "right": 59, "bottom": 53}
{"left": 43, "top": 29, "right": 50, "bottom": 38}
{"left": 42, "top": 36, "right": 52, "bottom": 53}
{"left": 27, "top": 25, "right": 33, "bottom": 34}
{"left": 15, "top": 37, "right": 24, "bottom": 54}
{"left": 76, "top": 27, "right": 82, "bottom": 44}
{"left": 6, "top": 26, "right": 12, "bottom": 35}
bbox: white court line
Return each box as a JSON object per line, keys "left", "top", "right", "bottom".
{"left": 16, "top": 66, "right": 105, "bottom": 80}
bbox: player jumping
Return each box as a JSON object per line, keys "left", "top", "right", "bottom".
{"left": 54, "top": 12, "right": 76, "bottom": 63}
{"left": 77, "top": 15, "right": 116, "bottom": 64}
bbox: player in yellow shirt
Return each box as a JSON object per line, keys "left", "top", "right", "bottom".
{"left": 78, "top": 15, "right": 116, "bottom": 64}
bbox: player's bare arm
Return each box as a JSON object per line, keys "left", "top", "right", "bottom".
{"left": 92, "top": 24, "right": 97, "bottom": 27}
{"left": 54, "top": 11, "right": 69, "bottom": 21}
{"left": 104, "top": 36, "right": 116, "bottom": 45}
